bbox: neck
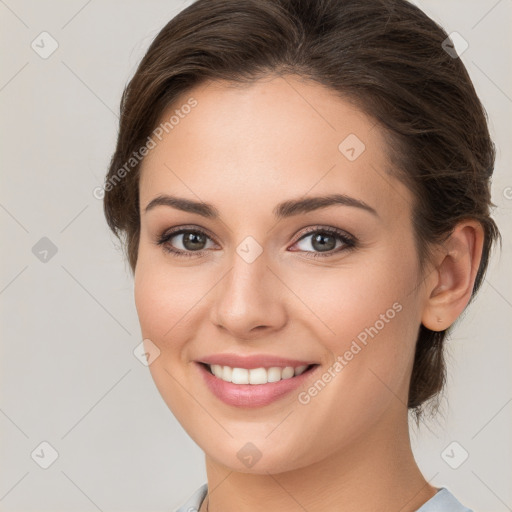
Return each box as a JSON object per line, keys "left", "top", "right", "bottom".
{"left": 201, "top": 405, "right": 437, "bottom": 512}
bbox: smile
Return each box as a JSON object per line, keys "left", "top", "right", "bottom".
{"left": 206, "top": 363, "right": 313, "bottom": 384}
{"left": 196, "top": 361, "right": 320, "bottom": 408}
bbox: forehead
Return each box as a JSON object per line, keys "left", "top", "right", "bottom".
{"left": 139, "top": 75, "right": 413, "bottom": 222}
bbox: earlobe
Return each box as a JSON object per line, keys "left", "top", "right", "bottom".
{"left": 421, "top": 221, "right": 484, "bottom": 332}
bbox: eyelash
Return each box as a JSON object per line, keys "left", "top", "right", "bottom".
{"left": 155, "top": 225, "right": 357, "bottom": 259}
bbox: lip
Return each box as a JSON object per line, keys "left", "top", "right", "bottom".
{"left": 195, "top": 361, "right": 321, "bottom": 408}
{"left": 196, "top": 353, "right": 318, "bottom": 369}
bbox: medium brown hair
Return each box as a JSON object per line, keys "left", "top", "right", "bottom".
{"left": 103, "top": 0, "right": 500, "bottom": 422}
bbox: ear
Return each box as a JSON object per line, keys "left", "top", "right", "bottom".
{"left": 422, "top": 220, "right": 485, "bottom": 332}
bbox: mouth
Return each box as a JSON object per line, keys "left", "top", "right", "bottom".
{"left": 200, "top": 362, "right": 319, "bottom": 384}
{"left": 195, "top": 361, "right": 321, "bottom": 408}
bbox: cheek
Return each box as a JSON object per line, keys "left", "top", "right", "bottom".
{"left": 133, "top": 254, "right": 203, "bottom": 348}
{"left": 134, "top": 264, "right": 168, "bottom": 341}
{"left": 293, "top": 245, "right": 421, "bottom": 400}
{"left": 133, "top": 250, "right": 227, "bottom": 384}
{"left": 339, "top": 262, "right": 421, "bottom": 409}
{"left": 133, "top": 257, "right": 205, "bottom": 412}
{"left": 282, "top": 245, "right": 420, "bottom": 347}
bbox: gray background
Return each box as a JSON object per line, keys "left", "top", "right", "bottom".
{"left": 0, "top": 1, "right": 511, "bottom": 511}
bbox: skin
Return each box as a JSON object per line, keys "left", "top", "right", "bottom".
{"left": 134, "top": 75, "right": 484, "bottom": 512}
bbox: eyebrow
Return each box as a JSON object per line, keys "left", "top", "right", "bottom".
{"left": 144, "top": 193, "right": 378, "bottom": 219}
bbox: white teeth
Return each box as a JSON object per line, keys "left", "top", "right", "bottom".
{"left": 222, "top": 365, "right": 233, "bottom": 382}
{"left": 211, "top": 364, "right": 223, "bottom": 379}
{"left": 294, "top": 365, "right": 308, "bottom": 376}
{"left": 282, "top": 366, "right": 295, "bottom": 379}
{"left": 207, "top": 364, "right": 312, "bottom": 384}
{"left": 248, "top": 367, "right": 267, "bottom": 385}
{"left": 267, "top": 367, "right": 282, "bottom": 383}
{"left": 231, "top": 367, "right": 249, "bottom": 384}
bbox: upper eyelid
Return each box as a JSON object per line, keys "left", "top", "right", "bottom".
{"left": 160, "top": 225, "right": 219, "bottom": 244}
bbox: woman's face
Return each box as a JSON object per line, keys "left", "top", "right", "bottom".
{"left": 135, "top": 75, "right": 429, "bottom": 473}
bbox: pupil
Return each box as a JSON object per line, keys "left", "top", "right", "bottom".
{"left": 184, "top": 232, "right": 206, "bottom": 250}
{"left": 312, "top": 233, "right": 335, "bottom": 252}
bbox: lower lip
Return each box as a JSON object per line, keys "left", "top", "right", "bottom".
{"left": 195, "top": 362, "right": 320, "bottom": 408}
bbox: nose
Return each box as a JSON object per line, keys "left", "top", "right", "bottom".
{"left": 209, "top": 251, "right": 288, "bottom": 341}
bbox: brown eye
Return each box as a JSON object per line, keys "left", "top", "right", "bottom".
{"left": 156, "top": 228, "right": 216, "bottom": 258}
{"left": 176, "top": 231, "right": 209, "bottom": 251}
{"left": 291, "top": 227, "right": 356, "bottom": 259}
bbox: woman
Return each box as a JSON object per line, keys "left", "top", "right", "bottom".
{"left": 102, "top": 0, "right": 500, "bottom": 510}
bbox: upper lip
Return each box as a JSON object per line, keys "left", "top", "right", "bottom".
{"left": 196, "top": 353, "right": 319, "bottom": 369}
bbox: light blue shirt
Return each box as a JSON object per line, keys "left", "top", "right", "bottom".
{"left": 174, "top": 483, "right": 473, "bottom": 511}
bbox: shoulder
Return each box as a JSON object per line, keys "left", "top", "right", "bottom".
{"left": 174, "top": 483, "right": 208, "bottom": 512}
{"left": 173, "top": 484, "right": 473, "bottom": 512}
{"left": 415, "top": 487, "right": 474, "bottom": 512}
